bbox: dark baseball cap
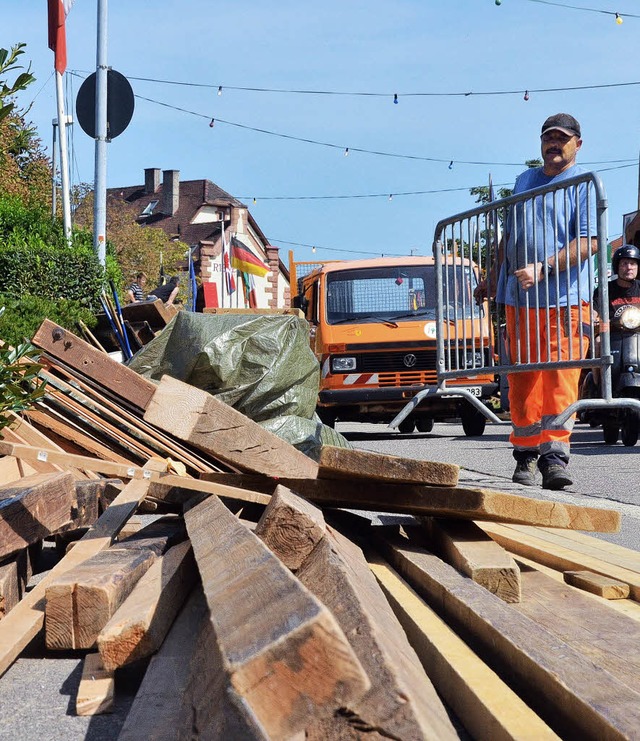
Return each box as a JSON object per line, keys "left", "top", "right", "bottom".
{"left": 541, "top": 113, "right": 581, "bottom": 138}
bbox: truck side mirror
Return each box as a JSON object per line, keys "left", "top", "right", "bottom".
{"left": 293, "top": 295, "right": 309, "bottom": 312}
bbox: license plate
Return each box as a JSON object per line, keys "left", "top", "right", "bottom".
{"left": 461, "top": 386, "right": 482, "bottom": 397}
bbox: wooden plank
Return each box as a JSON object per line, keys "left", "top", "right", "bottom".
{"left": 563, "top": 570, "right": 630, "bottom": 599}
{"left": 297, "top": 524, "right": 459, "bottom": 740}
{"left": 121, "top": 297, "right": 174, "bottom": 327}
{"left": 144, "top": 375, "right": 319, "bottom": 478}
{"left": 75, "top": 652, "right": 114, "bottom": 716}
{"left": 183, "top": 493, "right": 370, "bottom": 738}
{"left": 514, "top": 564, "right": 640, "bottom": 693}
{"left": 0, "top": 559, "right": 20, "bottom": 618}
{"left": 254, "top": 484, "right": 325, "bottom": 571}
{"left": 421, "top": 518, "right": 521, "bottom": 603}
{"left": 200, "top": 472, "right": 621, "bottom": 532}
{"left": 318, "top": 444, "right": 459, "bottom": 486}
{"left": 45, "top": 547, "right": 156, "bottom": 650}
{"left": 117, "top": 588, "right": 209, "bottom": 740}
{"left": 374, "top": 526, "right": 640, "bottom": 740}
{"left": 0, "top": 442, "right": 271, "bottom": 505}
{"left": 31, "top": 319, "right": 157, "bottom": 410}
{"left": 0, "top": 471, "right": 75, "bottom": 559}
{"left": 97, "top": 541, "right": 196, "bottom": 671}
{"left": 368, "top": 555, "right": 560, "bottom": 741}
{"left": 479, "top": 522, "right": 640, "bottom": 600}
{"left": 0, "top": 478, "right": 151, "bottom": 678}
{"left": 0, "top": 456, "right": 23, "bottom": 486}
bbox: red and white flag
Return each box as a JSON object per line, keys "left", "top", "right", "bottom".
{"left": 48, "top": 0, "right": 74, "bottom": 75}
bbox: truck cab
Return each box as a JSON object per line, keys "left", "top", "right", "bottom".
{"left": 291, "top": 254, "right": 498, "bottom": 435}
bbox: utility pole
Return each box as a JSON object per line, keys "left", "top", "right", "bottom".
{"left": 93, "top": 0, "right": 108, "bottom": 266}
{"left": 54, "top": 75, "right": 72, "bottom": 242}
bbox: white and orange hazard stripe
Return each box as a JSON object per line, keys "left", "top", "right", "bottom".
{"left": 321, "top": 358, "right": 378, "bottom": 385}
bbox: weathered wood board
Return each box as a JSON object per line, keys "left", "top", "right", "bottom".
{"left": 183, "top": 493, "right": 370, "bottom": 738}
{"left": 144, "top": 375, "right": 319, "bottom": 478}
{"left": 563, "top": 570, "right": 630, "bottom": 599}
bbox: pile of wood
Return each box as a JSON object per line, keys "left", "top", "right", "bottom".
{"left": 1, "top": 319, "right": 640, "bottom": 739}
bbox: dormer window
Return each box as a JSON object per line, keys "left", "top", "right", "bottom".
{"left": 140, "top": 199, "right": 159, "bottom": 217}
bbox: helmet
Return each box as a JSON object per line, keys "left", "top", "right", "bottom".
{"left": 612, "top": 244, "right": 640, "bottom": 276}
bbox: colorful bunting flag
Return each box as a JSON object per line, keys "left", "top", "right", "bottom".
{"left": 48, "top": 0, "right": 74, "bottom": 74}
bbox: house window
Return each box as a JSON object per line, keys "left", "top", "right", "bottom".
{"left": 140, "top": 200, "right": 159, "bottom": 217}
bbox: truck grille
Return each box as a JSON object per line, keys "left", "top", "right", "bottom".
{"left": 378, "top": 370, "right": 437, "bottom": 386}
{"left": 360, "top": 350, "right": 437, "bottom": 373}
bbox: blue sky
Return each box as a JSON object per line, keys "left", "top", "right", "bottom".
{"left": 5, "top": 0, "right": 640, "bottom": 264}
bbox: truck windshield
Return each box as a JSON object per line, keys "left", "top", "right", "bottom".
{"left": 325, "top": 264, "right": 480, "bottom": 325}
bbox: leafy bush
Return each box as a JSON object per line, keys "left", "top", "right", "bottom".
{"left": 0, "top": 341, "right": 46, "bottom": 430}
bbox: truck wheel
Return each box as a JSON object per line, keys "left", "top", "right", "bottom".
{"left": 621, "top": 418, "right": 639, "bottom": 447}
{"left": 398, "top": 417, "right": 415, "bottom": 434}
{"left": 603, "top": 421, "right": 619, "bottom": 445}
{"left": 461, "top": 406, "right": 486, "bottom": 437}
{"left": 416, "top": 417, "right": 434, "bottom": 433}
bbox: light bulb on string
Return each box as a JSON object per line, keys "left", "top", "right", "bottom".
{"left": 393, "top": 93, "right": 398, "bottom": 105}
{"left": 388, "top": 194, "right": 393, "bottom": 201}
{"left": 312, "top": 246, "right": 316, "bottom": 253}
{"left": 615, "top": 13, "right": 623, "bottom": 24}
{"left": 448, "top": 161, "right": 454, "bottom": 170}
{"left": 217, "top": 86, "right": 223, "bottom": 95}
{"left": 344, "top": 147, "right": 349, "bottom": 156}
{"left": 495, "top": 0, "right": 502, "bottom": 5}
{"left": 253, "top": 197, "right": 257, "bottom": 204}
{"left": 209, "top": 118, "right": 215, "bottom": 128}
{"left": 523, "top": 90, "right": 530, "bottom": 101}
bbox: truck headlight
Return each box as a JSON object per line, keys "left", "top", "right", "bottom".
{"left": 620, "top": 306, "right": 640, "bottom": 330}
{"left": 331, "top": 356, "right": 357, "bottom": 372}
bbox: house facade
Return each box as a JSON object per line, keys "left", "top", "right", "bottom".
{"left": 108, "top": 168, "right": 290, "bottom": 309}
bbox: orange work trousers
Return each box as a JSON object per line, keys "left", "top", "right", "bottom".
{"left": 506, "top": 304, "right": 585, "bottom": 457}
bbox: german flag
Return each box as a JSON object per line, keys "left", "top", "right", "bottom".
{"left": 231, "top": 238, "right": 269, "bottom": 278}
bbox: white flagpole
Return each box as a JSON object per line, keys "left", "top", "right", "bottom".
{"left": 93, "top": 0, "right": 108, "bottom": 267}
{"left": 54, "top": 71, "right": 72, "bottom": 243}
{"left": 221, "top": 221, "right": 226, "bottom": 307}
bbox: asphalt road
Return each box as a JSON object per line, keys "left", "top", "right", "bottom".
{"left": 337, "top": 417, "right": 640, "bottom": 551}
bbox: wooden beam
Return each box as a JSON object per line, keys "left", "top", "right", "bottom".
{"left": 296, "top": 523, "right": 459, "bottom": 740}
{"left": 0, "top": 478, "right": 151, "bottom": 678}
{"left": 254, "top": 484, "right": 326, "bottom": 571}
{"left": 45, "top": 547, "right": 156, "bottom": 650}
{"left": 421, "top": 518, "right": 521, "bottom": 603}
{"left": 563, "top": 570, "right": 630, "bottom": 599}
{"left": 97, "top": 541, "right": 196, "bottom": 671}
{"left": 479, "top": 522, "right": 640, "bottom": 600}
{"left": 373, "top": 527, "right": 640, "bottom": 739}
{"left": 368, "top": 555, "right": 560, "bottom": 741}
{"left": 143, "top": 375, "right": 319, "bottom": 478}
{"left": 75, "top": 653, "right": 114, "bottom": 716}
{"left": 31, "top": 319, "right": 157, "bottom": 410}
{"left": 183, "top": 493, "right": 370, "bottom": 738}
{"left": 200, "top": 472, "right": 621, "bottom": 532}
{"left": 318, "top": 444, "right": 459, "bottom": 486}
{"left": 0, "top": 471, "right": 75, "bottom": 559}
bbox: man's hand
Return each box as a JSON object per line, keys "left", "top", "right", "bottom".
{"left": 474, "top": 269, "right": 497, "bottom": 305}
{"left": 514, "top": 263, "right": 544, "bottom": 291}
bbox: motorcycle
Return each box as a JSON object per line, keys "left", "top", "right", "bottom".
{"left": 580, "top": 305, "right": 640, "bottom": 446}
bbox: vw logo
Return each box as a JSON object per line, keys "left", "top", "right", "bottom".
{"left": 403, "top": 353, "right": 417, "bottom": 368}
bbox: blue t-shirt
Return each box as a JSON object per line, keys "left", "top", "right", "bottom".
{"left": 497, "top": 164, "right": 597, "bottom": 307}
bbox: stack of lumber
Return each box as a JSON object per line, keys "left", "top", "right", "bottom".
{"left": 0, "top": 319, "right": 639, "bottom": 739}
{"left": 89, "top": 298, "right": 178, "bottom": 353}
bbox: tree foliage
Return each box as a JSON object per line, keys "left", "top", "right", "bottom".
{"left": 0, "top": 341, "right": 46, "bottom": 431}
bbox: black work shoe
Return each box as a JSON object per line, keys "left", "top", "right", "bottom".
{"left": 512, "top": 457, "right": 537, "bottom": 486}
{"left": 541, "top": 464, "right": 573, "bottom": 490}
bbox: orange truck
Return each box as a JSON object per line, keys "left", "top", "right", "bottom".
{"left": 289, "top": 253, "right": 498, "bottom": 435}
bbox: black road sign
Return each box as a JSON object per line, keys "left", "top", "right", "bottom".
{"left": 76, "top": 69, "right": 134, "bottom": 139}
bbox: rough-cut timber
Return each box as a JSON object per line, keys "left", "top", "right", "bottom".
{"left": 0, "top": 478, "right": 151, "bottom": 678}
{"left": 563, "top": 570, "right": 630, "bottom": 599}
{"left": 144, "top": 375, "right": 319, "bottom": 478}
{"left": 0, "top": 471, "right": 75, "bottom": 559}
{"left": 295, "top": 524, "right": 459, "bottom": 740}
{"left": 183, "top": 494, "right": 370, "bottom": 739}
{"left": 76, "top": 652, "right": 114, "bottom": 716}
{"left": 0, "top": 559, "right": 20, "bottom": 618}
{"left": 368, "top": 556, "right": 560, "bottom": 741}
{"left": 200, "top": 473, "right": 621, "bottom": 532}
{"left": 45, "top": 547, "right": 157, "bottom": 650}
{"left": 254, "top": 484, "right": 326, "bottom": 571}
{"left": 97, "top": 541, "right": 196, "bottom": 671}
{"left": 421, "top": 518, "right": 521, "bottom": 603}
{"left": 376, "top": 527, "right": 640, "bottom": 740}
{"left": 318, "top": 444, "right": 459, "bottom": 486}
{"left": 32, "top": 319, "right": 157, "bottom": 410}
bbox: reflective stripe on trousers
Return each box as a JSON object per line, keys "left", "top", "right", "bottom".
{"left": 506, "top": 304, "right": 584, "bottom": 457}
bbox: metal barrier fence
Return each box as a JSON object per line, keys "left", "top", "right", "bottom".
{"left": 391, "top": 171, "right": 640, "bottom": 429}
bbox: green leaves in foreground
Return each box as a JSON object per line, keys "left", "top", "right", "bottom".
{"left": 0, "top": 341, "right": 45, "bottom": 430}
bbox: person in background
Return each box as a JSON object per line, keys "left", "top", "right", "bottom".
{"left": 148, "top": 275, "right": 180, "bottom": 306}
{"left": 126, "top": 272, "right": 147, "bottom": 303}
{"left": 476, "top": 113, "right": 598, "bottom": 490}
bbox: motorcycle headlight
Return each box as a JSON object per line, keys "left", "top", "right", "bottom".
{"left": 331, "top": 356, "right": 357, "bottom": 372}
{"left": 620, "top": 306, "right": 640, "bottom": 330}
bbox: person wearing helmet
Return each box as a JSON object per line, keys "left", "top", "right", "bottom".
{"left": 606, "top": 245, "right": 640, "bottom": 329}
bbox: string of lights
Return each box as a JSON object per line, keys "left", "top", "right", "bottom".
{"left": 523, "top": 0, "right": 639, "bottom": 22}
{"left": 129, "top": 91, "right": 635, "bottom": 171}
